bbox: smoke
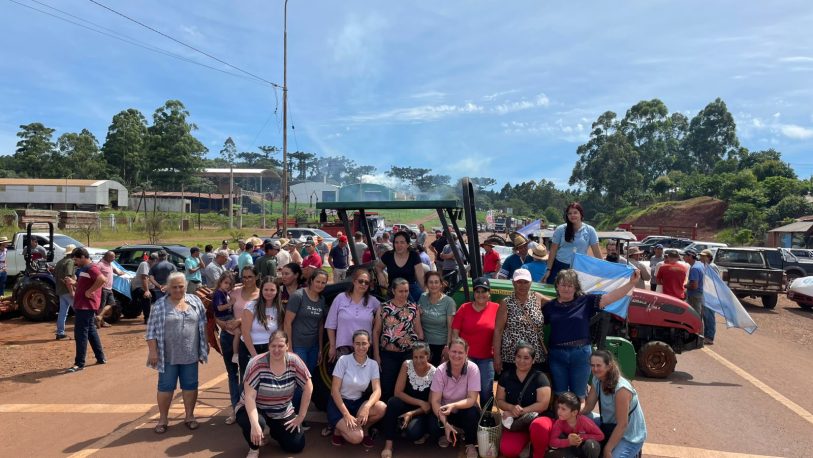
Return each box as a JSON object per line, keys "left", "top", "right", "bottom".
{"left": 361, "top": 173, "right": 411, "bottom": 192}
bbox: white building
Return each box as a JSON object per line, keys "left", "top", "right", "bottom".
{"left": 290, "top": 181, "right": 339, "bottom": 206}
{"left": 0, "top": 179, "right": 128, "bottom": 210}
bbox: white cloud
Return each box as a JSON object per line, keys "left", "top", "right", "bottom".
{"left": 752, "top": 118, "right": 764, "bottom": 128}
{"left": 330, "top": 13, "right": 387, "bottom": 76}
{"left": 778, "top": 56, "right": 813, "bottom": 63}
{"left": 779, "top": 124, "right": 813, "bottom": 139}
{"left": 410, "top": 91, "right": 446, "bottom": 99}
{"left": 346, "top": 102, "right": 484, "bottom": 123}
{"left": 493, "top": 93, "right": 550, "bottom": 115}
{"left": 179, "top": 25, "right": 203, "bottom": 39}
{"left": 483, "top": 89, "right": 519, "bottom": 101}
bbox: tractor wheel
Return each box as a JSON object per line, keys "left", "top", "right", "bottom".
{"left": 312, "top": 342, "right": 337, "bottom": 411}
{"left": 762, "top": 294, "right": 778, "bottom": 309}
{"left": 636, "top": 341, "right": 677, "bottom": 378}
{"left": 16, "top": 279, "right": 58, "bottom": 322}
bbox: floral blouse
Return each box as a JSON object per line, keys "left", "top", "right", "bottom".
{"left": 379, "top": 301, "right": 420, "bottom": 352}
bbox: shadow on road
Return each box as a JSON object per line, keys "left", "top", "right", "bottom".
{"left": 108, "top": 329, "right": 146, "bottom": 336}
{"left": 0, "top": 367, "right": 67, "bottom": 384}
{"left": 786, "top": 307, "right": 813, "bottom": 319}
{"left": 739, "top": 301, "right": 778, "bottom": 314}
{"left": 3, "top": 338, "right": 58, "bottom": 346}
{"left": 638, "top": 370, "right": 741, "bottom": 387}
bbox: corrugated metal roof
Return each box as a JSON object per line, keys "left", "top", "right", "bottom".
{"left": 0, "top": 178, "right": 101, "bottom": 186}
{"left": 768, "top": 221, "right": 813, "bottom": 233}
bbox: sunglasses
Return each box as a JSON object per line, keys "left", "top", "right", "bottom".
{"left": 356, "top": 279, "right": 370, "bottom": 286}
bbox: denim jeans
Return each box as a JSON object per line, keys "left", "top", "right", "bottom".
{"left": 0, "top": 271, "right": 7, "bottom": 296}
{"left": 220, "top": 330, "right": 241, "bottom": 407}
{"left": 469, "top": 356, "right": 495, "bottom": 408}
{"left": 73, "top": 309, "right": 105, "bottom": 367}
{"left": 56, "top": 293, "right": 74, "bottom": 336}
{"left": 292, "top": 344, "right": 319, "bottom": 412}
{"left": 549, "top": 344, "right": 592, "bottom": 398}
{"left": 703, "top": 306, "right": 716, "bottom": 341}
{"left": 586, "top": 412, "right": 643, "bottom": 458}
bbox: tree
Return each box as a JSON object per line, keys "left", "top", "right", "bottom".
{"left": 761, "top": 176, "right": 805, "bottom": 207}
{"left": 220, "top": 137, "right": 237, "bottom": 165}
{"left": 685, "top": 98, "right": 740, "bottom": 173}
{"left": 752, "top": 159, "right": 797, "bottom": 181}
{"left": 652, "top": 175, "right": 674, "bottom": 196}
{"left": 619, "top": 99, "right": 674, "bottom": 187}
{"left": 102, "top": 109, "right": 149, "bottom": 187}
{"left": 416, "top": 174, "right": 451, "bottom": 192}
{"left": 237, "top": 145, "right": 281, "bottom": 169}
{"left": 146, "top": 100, "right": 207, "bottom": 190}
{"left": 470, "top": 177, "right": 497, "bottom": 191}
{"left": 345, "top": 164, "right": 376, "bottom": 184}
{"left": 765, "top": 195, "right": 813, "bottom": 226}
{"left": 288, "top": 151, "right": 317, "bottom": 181}
{"left": 14, "top": 122, "right": 56, "bottom": 178}
{"left": 544, "top": 206, "right": 563, "bottom": 225}
{"left": 386, "top": 166, "right": 431, "bottom": 188}
{"left": 58, "top": 129, "right": 107, "bottom": 179}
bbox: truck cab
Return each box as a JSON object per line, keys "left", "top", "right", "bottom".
{"left": 5, "top": 232, "right": 106, "bottom": 278}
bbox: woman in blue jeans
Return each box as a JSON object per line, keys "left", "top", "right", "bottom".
{"left": 542, "top": 269, "right": 639, "bottom": 402}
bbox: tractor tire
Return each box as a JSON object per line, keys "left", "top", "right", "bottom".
{"left": 762, "top": 294, "right": 778, "bottom": 309}
{"left": 312, "top": 342, "right": 337, "bottom": 411}
{"left": 636, "top": 341, "right": 677, "bottom": 378}
{"left": 16, "top": 279, "right": 58, "bottom": 322}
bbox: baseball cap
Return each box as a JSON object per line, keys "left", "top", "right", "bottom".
{"left": 684, "top": 249, "right": 698, "bottom": 258}
{"left": 338, "top": 235, "right": 348, "bottom": 243}
{"left": 654, "top": 244, "right": 664, "bottom": 249}
{"left": 665, "top": 249, "right": 680, "bottom": 257}
{"left": 512, "top": 268, "right": 532, "bottom": 282}
{"left": 699, "top": 249, "right": 713, "bottom": 258}
{"left": 473, "top": 276, "right": 491, "bottom": 291}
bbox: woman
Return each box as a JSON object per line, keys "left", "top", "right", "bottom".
{"left": 235, "top": 330, "right": 312, "bottom": 458}
{"left": 279, "top": 262, "right": 304, "bottom": 307}
{"left": 373, "top": 278, "right": 425, "bottom": 401}
{"left": 494, "top": 269, "right": 551, "bottom": 376}
{"left": 239, "top": 276, "right": 285, "bottom": 383}
{"left": 496, "top": 342, "right": 554, "bottom": 458}
{"left": 211, "top": 271, "right": 240, "bottom": 424}
{"left": 542, "top": 203, "right": 602, "bottom": 285}
{"left": 146, "top": 272, "right": 208, "bottom": 434}
{"left": 543, "top": 269, "right": 639, "bottom": 402}
{"left": 326, "top": 269, "right": 381, "bottom": 361}
{"left": 451, "top": 276, "right": 499, "bottom": 408}
{"left": 380, "top": 342, "right": 437, "bottom": 458}
{"left": 582, "top": 350, "right": 646, "bottom": 458}
{"left": 376, "top": 231, "right": 425, "bottom": 302}
{"left": 284, "top": 268, "right": 328, "bottom": 419}
{"left": 429, "top": 337, "right": 481, "bottom": 458}
{"left": 328, "top": 330, "right": 387, "bottom": 448}
{"left": 418, "top": 271, "right": 456, "bottom": 366}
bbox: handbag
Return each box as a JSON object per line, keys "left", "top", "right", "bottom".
{"left": 598, "top": 386, "right": 638, "bottom": 447}
{"left": 507, "top": 370, "right": 540, "bottom": 432}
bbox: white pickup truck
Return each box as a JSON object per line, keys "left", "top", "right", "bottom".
{"left": 5, "top": 231, "right": 106, "bottom": 277}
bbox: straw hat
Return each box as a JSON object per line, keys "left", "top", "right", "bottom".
{"left": 508, "top": 232, "right": 529, "bottom": 248}
{"left": 530, "top": 244, "right": 548, "bottom": 261}
{"left": 278, "top": 238, "right": 290, "bottom": 249}
{"left": 626, "top": 246, "right": 643, "bottom": 257}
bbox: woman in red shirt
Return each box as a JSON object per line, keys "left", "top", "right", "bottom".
{"left": 451, "top": 276, "right": 499, "bottom": 408}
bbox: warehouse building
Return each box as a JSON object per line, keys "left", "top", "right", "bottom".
{"left": 0, "top": 179, "right": 128, "bottom": 210}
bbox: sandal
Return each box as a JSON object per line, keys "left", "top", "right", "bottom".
{"left": 381, "top": 449, "right": 393, "bottom": 458}
{"left": 320, "top": 425, "right": 334, "bottom": 437}
{"left": 184, "top": 419, "right": 200, "bottom": 430}
{"left": 68, "top": 365, "right": 83, "bottom": 373}
{"left": 225, "top": 414, "right": 236, "bottom": 425}
{"left": 154, "top": 424, "right": 169, "bottom": 434}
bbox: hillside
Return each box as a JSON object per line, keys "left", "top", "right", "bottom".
{"left": 621, "top": 196, "right": 728, "bottom": 240}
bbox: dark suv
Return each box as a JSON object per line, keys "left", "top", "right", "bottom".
{"left": 111, "top": 244, "right": 190, "bottom": 272}
{"left": 637, "top": 237, "right": 692, "bottom": 257}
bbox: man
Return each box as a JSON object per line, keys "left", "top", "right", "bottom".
{"left": 521, "top": 244, "right": 549, "bottom": 282}
{"left": 256, "top": 242, "right": 279, "bottom": 278}
{"left": 204, "top": 249, "right": 228, "bottom": 288}
{"left": 149, "top": 250, "right": 176, "bottom": 300}
{"left": 352, "top": 231, "right": 367, "bottom": 264}
{"left": 656, "top": 249, "right": 688, "bottom": 300}
{"left": 133, "top": 253, "right": 159, "bottom": 323}
{"left": 683, "top": 248, "right": 706, "bottom": 321}
{"left": 379, "top": 232, "right": 393, "bottom": 253}
{"left": 481, "top": 240, "right": 502, "bottom": 278}
{"left": 429, "top": 230, "right": 447, "bottom": 272}
{"left": 416, "top": 224, "right": 427, "bottom": 248}
{"left": 275, "top": 238, "right": 292, "bottom": 267}
{"left": 0, "top": 236, "right": 8, "bottom": 297}
{"left": 69, "top": 247, "right": 107, "bottom": 372}
{"left": 440, "top": 233, "right": 464, "bottom": 285}
{"left": 237, "top": 242, "right": 254, "bottom": 273}
{"left": 315, "top": 236, "right": 330, "bottom": 262}
{"left": 497, "top": 233, "right": 531, "bottom": 279}
{"left": 54, "top": 244, "right": 76, "bottom": 340}
{"left": 185, "top": 247, "right": 204, "bottom": 293}
{"left": 220, "top": 239, "right": 230, "bottom": 253}
{"left": 625, "top": 246, "right": 651, "bottom": 288}
{"left": 26, "top": 237, "right": 47, "bottom": 262}
{"left": 301, "top": 241, "right": 323, "bottom": 278}
{"left": 648, "top": 244, "right": 665, "bottom": 291}
{"left": 201, "top": 244, "right": 215, "bottom": 267}
{"left": 95, "top": 251, "right": 124, "bottom": 328}
{"left": 698, "top": 249, "right": 717, "bottom": 345}
{"left": 328, "top": 235, "right": 351, "bottom": 282}
{"left": 237, "top": 239, "right": 246, "bottom": 254}
{"left": 605, "top": 240, "right": 627, "bottom": 263}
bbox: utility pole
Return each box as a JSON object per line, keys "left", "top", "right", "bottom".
{"left": 281, "top": 0, "right": 290, "bottom": 234}
{"left": 229, "top": 161, "right": 234, "bottom": 229}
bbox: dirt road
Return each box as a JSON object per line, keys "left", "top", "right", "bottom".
{"left": 1, "top": 294, "right": 813, "bottom": 457}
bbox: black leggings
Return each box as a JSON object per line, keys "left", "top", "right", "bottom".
{"left": 238, "top": 340, "right": 269, "bottom": 384}
{"left": 379, "top": 350, "right": 410, "bottom": 401}
{"left": 427, "top": 406, "right": 479, "bottom": 446}
{"left": 545, "top": 440, "right": 601, "bottom": 458}
{"left": 381, "top": 396, "right": 431, "bottom": 441}
{"left": 235, "top": 408, "right": 305, "bottom": 452}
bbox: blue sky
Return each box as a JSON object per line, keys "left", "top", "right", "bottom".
{"left": 2, "top": 0, "right": 813, "bottom": 190}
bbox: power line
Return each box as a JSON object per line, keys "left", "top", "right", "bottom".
{"left": 8, "top": 0, "right": 270, "bottom": 86}
{"left": 88, "top": 0, "right": 282, "bottom": 89}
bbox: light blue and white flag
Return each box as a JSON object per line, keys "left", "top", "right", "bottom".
{"left": 571, "top": 253, "right": 635, "bottom": 318}
{"left": 702, "top": 265, "right": 758, "bottom": 334}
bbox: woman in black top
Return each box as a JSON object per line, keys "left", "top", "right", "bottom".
{"left": 376, "top": 231, "right": 425, "bottom": 302}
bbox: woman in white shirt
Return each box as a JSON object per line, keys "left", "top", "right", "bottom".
{"left": 239, "top": 276, "right": 285, "bottom": 383}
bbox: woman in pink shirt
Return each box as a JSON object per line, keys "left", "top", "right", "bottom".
{"left": 326, "top": 270, "right": 381, "bottom": 361}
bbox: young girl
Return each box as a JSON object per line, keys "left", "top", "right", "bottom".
{"left": 547, "top": 392, "right": 604, "bottom": 458}
{"left": 212, "top": 272, "right": 240, "bottom": 364}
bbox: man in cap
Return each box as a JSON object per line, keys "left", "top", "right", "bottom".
{"left": 149, "top": 250, "right": 176, "bottom": 300}
{"left": 626, "top": 246, "right": 651, "bottom": 288}
{"left": 521, "top": 244, "right": 549, "bottom": 282}
{"left": 275, "top": 238, "right": 292, "bottom": 267}
{"left": 440, "top": 233, "right": 464, "bottom": 285}
{"left": 481, "top": 239, "right": 502, "bottom": 278}
{"left": 698, "top": 249, "right": 717, "bottom": 344}
{"left": 649, "top": 244, "right": 665, "bottom": 291}
{"left": 54, "top": 244, "right": 76, "bottom": 339}
{"left": 184, "top": 247, "right": 204, "bottom": 294}
{"left": 301, "top": 240, "right": 323, "bottom": 278}
{"left": 204, "top": 250, "right": 228, "bottom": 288}
{"left": 314, "top": 235, "right": 330, "bottom": 262}
{"left": 656, "top": 249, "right": 688, "bottom": 300}
{"left": 25, "top": 237, "right": 47, "bottom": 262}
{"left": 69, "top": 247, "right": 107, "bottom": 372}
{"left": 497, "top": 232, "right": 531, "bottom": 280}
{"left": 328, "top": 235, "right": 351, "bottom": 282}
{"left": 429, "top": 229, "right": 447, "bottom": 272}
{"left": 0, "top": 236, "right": 8, "bottom": 296}
{"left": 256, "top": 242, "right": 279, "bottom": 278}
{"left": 683, "top": 248, "right": 706, "bottom": 332}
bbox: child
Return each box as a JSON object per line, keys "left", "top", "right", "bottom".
{"left": 211, "top": 272, "right": 240, "bottom": 364}
{"left": 546, "top": 392, "right": 604, "bottom": 458}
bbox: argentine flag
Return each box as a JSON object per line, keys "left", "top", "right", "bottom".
{"left": 571, "top": 253, "right": 635, "bottom": 318}
{"left": 702, "top": 265, "right": 758, "bottom": 334}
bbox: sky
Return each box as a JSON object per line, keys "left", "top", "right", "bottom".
{"left": 2, "top": 0, "right": 813, "bottom": 190}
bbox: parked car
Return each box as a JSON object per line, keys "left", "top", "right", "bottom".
{"left": 636, "top": 237, "right": 693, "bottom": 257}
{"left": 713, "top": 247, "right": 785, "bottom": 309}
{"left": 789, "top": 248, "right": 813, "bottom": 259}
{"left": 769, "top": 248, "right": 813, "bottom": 283}
{"left": 111, "top": 244, "right": 191, "bottom": 272}
{"left": 4, "top": 231, "right": 106, "bottom": 278}
{"left": 682, "top": 241, "right": 728, "bottom": 254}
{"left": 275, "top": 228, "right": 336, "bottom": 247}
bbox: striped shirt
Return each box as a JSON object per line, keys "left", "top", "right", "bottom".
{"left": 236, "top": 352, "right": 311, "bottom": 418}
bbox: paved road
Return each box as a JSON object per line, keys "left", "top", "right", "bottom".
{"left": 1, "top": 297, "right": 812, "bottom": 457}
